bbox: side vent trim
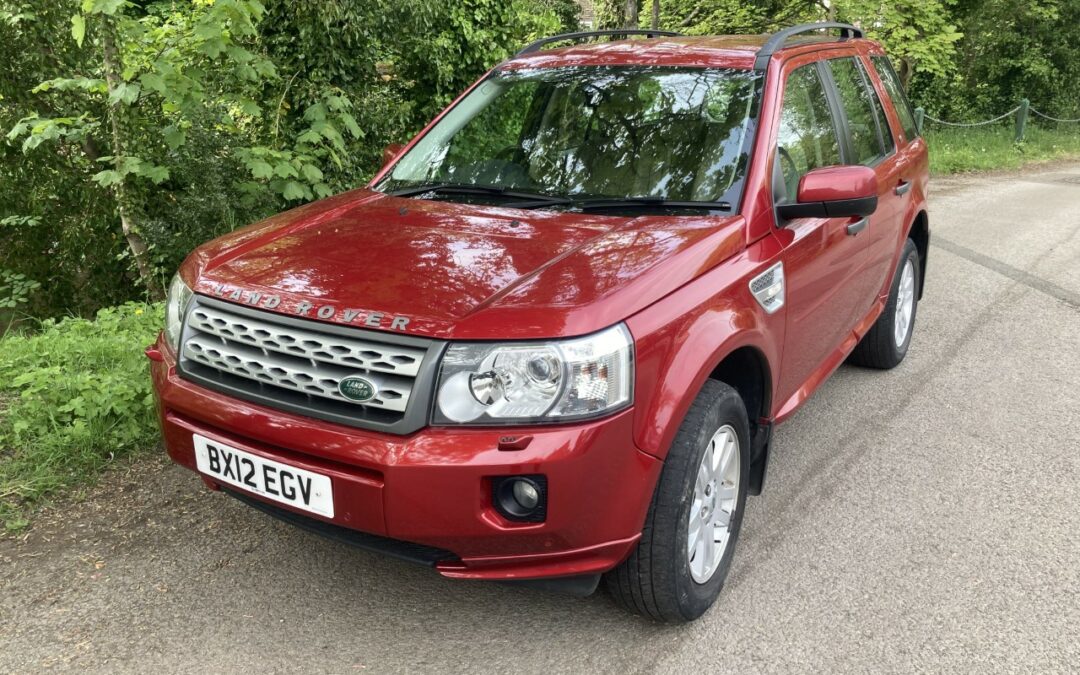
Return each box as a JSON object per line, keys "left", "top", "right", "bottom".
{"left": 750, "top": 262, "right": 785, "bottom": 314}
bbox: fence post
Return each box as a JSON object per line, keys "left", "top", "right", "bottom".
{"left": 914, "top": 106, "right": 925, "bottom": 133}
{"left": 1015, "top": 98, "right": 1030, "bottom": 142}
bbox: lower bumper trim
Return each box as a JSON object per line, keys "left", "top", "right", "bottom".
{"left": 224, "top": 488, "right": 460, "bottom": 567}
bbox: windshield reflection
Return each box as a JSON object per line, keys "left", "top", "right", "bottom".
{"left": 378, "top": 66, "right": 761, "bottom": 207}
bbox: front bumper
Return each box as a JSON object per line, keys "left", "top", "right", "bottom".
{"left": 149, "top": 339, "right": 661, "bottom": 581}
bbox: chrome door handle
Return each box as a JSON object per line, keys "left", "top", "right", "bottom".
{"left": 894, "top": 180, "right": 912, "bottom": 196}
{"left": 846, "top": 218, "right": 868, "bottom": 236}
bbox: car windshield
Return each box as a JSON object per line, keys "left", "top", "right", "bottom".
{"left": 376, "top": 66, "right": 761, "bottom": 208}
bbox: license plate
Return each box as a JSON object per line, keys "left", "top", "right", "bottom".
{"left": 193, "top": 434, "right": 334, "bottom": 518}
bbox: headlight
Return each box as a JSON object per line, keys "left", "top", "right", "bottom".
{"left": 164, "top": 273, "right": 193, "bottom": 349}
{"left": 434, "top": 324, "right": 633, "bottom": 425}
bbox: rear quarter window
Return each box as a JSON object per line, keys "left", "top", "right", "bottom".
{"left": 871, "top": 56, "right": 920, "bottom": 142}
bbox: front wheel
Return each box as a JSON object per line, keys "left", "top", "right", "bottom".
{"left": 605, "top": 380, "right": 750, "bottom": 622}
{"left": 849, "top": 238, "right": 921, "bottom": 369}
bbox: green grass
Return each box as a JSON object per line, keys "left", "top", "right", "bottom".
{"left": 926, "top": 124, "right": 1080, "bottom": 174}
{"left": 0, "top": 303, "right": 164, "bottom": 531}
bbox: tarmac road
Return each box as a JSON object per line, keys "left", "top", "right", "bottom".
{"left": 2, "top": 164, "right": 1079, "bottom": 673}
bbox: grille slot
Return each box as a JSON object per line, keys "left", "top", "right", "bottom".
{"left": 177, "top": 297, "right": 440, "bottom": 433}
{"left": 187, "top": 305, "right": 423, "bottom": 377}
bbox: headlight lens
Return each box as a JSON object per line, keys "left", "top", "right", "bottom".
{"left": 164, "top": 273, "right": 193, "bottom": 349}
{"left": 434, "top": 324, "right": 633, "bottom": 425}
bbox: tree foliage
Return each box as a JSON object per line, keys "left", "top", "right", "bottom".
{"left": 1, "top": 0, "right": 568, "bottom": 318}
{"left": 1, "top": 0, "right": 1078, "bottom": 320}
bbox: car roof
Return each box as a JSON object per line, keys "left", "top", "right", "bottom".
{"left": 500, "top": 34, "right": 877, "bottom": 72}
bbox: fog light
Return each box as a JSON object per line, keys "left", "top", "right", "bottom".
{"left": 492, "top": 475, "right": 547, "bottom": 523}
{"left": 513, "top": 479, "right": 539, "bottom": 510}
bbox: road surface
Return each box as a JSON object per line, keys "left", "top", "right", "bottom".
{"left": 3, "top": 163, "right": 1079, "bottom": 673}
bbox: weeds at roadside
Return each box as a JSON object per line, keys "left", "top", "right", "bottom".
{"left": 0, "top": 303, "right": 163, "bottom": 531}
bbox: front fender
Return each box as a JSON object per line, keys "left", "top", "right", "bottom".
{"left": 625, "top": 235, "right": 786, "bottom": 459}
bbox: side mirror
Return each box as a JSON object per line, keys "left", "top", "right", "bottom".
{"left": 777, "top": 165, "right": 878, "bottom": 221}
{"left": 382, "top": 143, "right": 405, "bottom": 168}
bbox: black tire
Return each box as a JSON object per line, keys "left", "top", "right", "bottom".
{"left": 604, "top": 380, "right": 750, "bottom": 623}
{"left": 848, "top": 238, "right": 921, "bottom": 369}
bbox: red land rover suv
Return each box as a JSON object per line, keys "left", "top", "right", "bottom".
{"left": 149, "top": 23, "right": 929, "bottom": 622}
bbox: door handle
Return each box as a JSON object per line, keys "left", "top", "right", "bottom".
{"left": 894, "top": 180, "right": 912, "bottom": 196}
{"left": 846, "top": 218, "right": 868, "bottom": 236}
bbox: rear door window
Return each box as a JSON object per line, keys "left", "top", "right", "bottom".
{"left": 827, "top": 57, "right": 889, "bottom": 166}
{"left": 871, "top": 55, "right": 920, "bottom": 141}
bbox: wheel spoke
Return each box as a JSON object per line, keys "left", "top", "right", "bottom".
{"left": 687, "top": 517, "right": 702, "bottom": 558}
{"left": 697, "top": 461, "right": 710, "bottom": 493}
{"left": 713, "top": 507, "right": 731, "bottom": 528}
{"left": 718, "top": 436, "right": 735, "bottom": 478}
{"left": 715, "top": 482, "right": 736, "bottom": 501}
{"left": 695, "top": 525, "right": 708, "bottom": 569}
{"left": 701, "top": 527, "right": 716, "bottom": 572}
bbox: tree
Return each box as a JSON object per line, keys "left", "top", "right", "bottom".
{"left": 834, "top": 0, "right": 962, "bottom": 88}
{"left": 8, "top": 0, "right": 279, "bottom": 299}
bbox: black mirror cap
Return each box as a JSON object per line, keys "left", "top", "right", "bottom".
{"left": 777, "top": 195, "right": 878, "bottom": 221}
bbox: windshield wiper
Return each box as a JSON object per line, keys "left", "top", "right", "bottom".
{"left": 573, "top": 197, "right": 732, "bottom": 212}
{"left": 388, "top": 183, "right": 572, "bottom": 208}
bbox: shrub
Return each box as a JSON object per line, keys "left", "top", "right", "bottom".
{"left": 0, "top": 302, "right": 163, "bottom": 530}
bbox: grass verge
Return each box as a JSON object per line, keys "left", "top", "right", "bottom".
{"left": 926, "top": 123, "right": 1080, "bottom": 174}
{"left": 0, "top": 303, "right": 163, "bottom": 531}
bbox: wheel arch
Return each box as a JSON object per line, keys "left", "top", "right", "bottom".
{"left": 908, "top": 210, "right": 929, "bottom": 299}
{"left": 708, "top": 345, "right": 772, "bottom": 428}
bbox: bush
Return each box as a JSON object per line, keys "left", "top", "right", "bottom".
{"left": 0, "top": 302, "right": 163, "bottom": 530}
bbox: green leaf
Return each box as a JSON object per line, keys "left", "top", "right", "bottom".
{"left": 84, "top": 0, "right": 125, "bottom": 16}
{"left": 137, "top": 164, "right": 170, "bottom": 184}
{"left": 340, "top": 112, "right": 363, "bottom": 139}
{"left": 140, "top": 72, "right": 166, "bottom": 93}
{"left": 163, "top": 125, "right": 186, "bottom": 150}
{"left": 108, "top": 82, "right": 140, "bottom": 106}
{"left": 91, "top": 169, "right": 123, "bottom": 187}
{"left": 304, "top": 102, "right": 327, "bottom": 122}
{"left": 296, "top": 129, "right": 322, "bottom": 146}
{"left": 71, "top": 14, "right": 86, "bottom": 47}
{"left": 301, "top": 164, "right": 324, "bottom": 183}
{"left": 273, "top": 162, "right": 298, "bottom": 179}
{"left": 282, "top": 181, "right": 307, "bottom": 201}
{"left": 248, "top": 159, "right": 274, "bottom": 179}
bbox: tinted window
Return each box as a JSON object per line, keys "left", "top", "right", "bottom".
{"left": 828, "top": 57, "right": 886, "bottom": 165}
{"left": 863, "top": 63, "right": 896, "bottom": 154}
{"left": 381, "top": 67, "right": 760, "bottom": 204}
{"left": 776, "top": 64, "right": 842, "bottom": 200}
{"left": 871, "top": 55, "right": 919, "bottom": 141}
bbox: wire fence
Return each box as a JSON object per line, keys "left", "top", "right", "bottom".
{"left": 915, "top": 99, "right": 1080, "bottom": 141}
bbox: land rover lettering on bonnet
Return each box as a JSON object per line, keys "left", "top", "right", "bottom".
{"left": 149, "top": 24, "right": 929, "bottom": 622}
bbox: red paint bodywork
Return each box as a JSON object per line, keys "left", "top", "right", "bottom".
{"left": 797, "top": 165, "right": 877, "bottom": 203}
{"left": 153, "top": 35, "right": 929, "bottom": 580}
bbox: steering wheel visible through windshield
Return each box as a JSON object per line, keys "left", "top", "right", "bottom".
{"left": 375, "top": 66, "right": 762, "bottom": 209}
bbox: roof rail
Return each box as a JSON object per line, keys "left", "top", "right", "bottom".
{"left": 515, "top": 29, "right": 683, "bottom": 57}
{"left": 754, "top": 22, "right": 863, "bottom": 70}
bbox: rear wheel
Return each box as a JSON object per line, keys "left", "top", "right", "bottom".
{"left": 605, "top": 380, "right": 750, "bottom": 622}
{"left": 849, "top": 238, "right": 920, "bottom": 369}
